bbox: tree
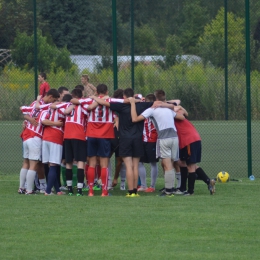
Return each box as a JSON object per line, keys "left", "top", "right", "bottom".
{"left": 198, "top": 8, "right": 245, "bottom": 69}
{"left": 11, "top": 30, "right": 73, "bottom": 72}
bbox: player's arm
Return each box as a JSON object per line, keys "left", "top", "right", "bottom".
{"left": 24, "top": 114, "right": 38, "bottom": 126}
{"left": 167, "top": 99, "right": 181, "bottom": 105}
{"left": 35, "top": 95, "right": 42, "bottom": 109}
{"left": 86, "top": 101, "right": 99, "bottom": 111}
{"left": 129, "top": 97, "right": 145, "bottom": 122}
{"left": 175, "top": 112, "right": 185, "bottom": 121}
{"left": 42, "top": 119, "right": 64, "bottom": 127}
{"left": 174, "top": 105, "right": 188, "bottom": 117}
{"left": 89, "top": 96, "right": 110, "bottom": 107}
{"left": 64, "top": 104, "right": 75, "bottom": 115}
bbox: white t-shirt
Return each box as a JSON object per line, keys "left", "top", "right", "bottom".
{"left": 141, "top": 107, "right": 178, "bottom": 139}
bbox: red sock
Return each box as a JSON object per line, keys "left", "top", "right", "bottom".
{"left": 88, "top": 167, "right": 95, "bottom": 191}
{"left": 85, "top": 164, "right": 89, "bottom": 184}
{"left": 101, "top": 168, "right": 108, "bottom": 193}
{"left": 96, "top": 165, "right": 101, "bottom": 180}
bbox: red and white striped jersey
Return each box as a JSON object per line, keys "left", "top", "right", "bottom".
{"left": 85, "top": 97, "right": 123, "bottom": 138}
{"left": 57, "top": 102, "right": 89, "bottom": 141}
{"left": 20, "top": 99, "right": 46, "bottom": 141}
{"left": 40, "top": 106, "right": 66, "bottom": 145}
{"left": 143, "top": 118, "right": 158, "bottom": 143}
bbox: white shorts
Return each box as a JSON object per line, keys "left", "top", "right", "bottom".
{"left": 23, "top": 137, "right": 42, "bottom": 161}
{"left": 156, "top": 137, "right": 179, "bottom": 161}
{"left": 42, "top": 140, "right": 62, "bottom": 165}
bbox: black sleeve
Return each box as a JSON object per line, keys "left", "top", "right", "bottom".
{"left": 109, "top": 102, "right": 125, "bottom": 113}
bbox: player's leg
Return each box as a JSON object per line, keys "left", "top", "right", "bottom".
{"left": 137, "top": 162, "right": 147, "bottom": 191}
{"left": 64, "top": 139, "right": 74, "bottom": 195}
{"left": 19, "top": 140, "right": 29, "bottom": 193}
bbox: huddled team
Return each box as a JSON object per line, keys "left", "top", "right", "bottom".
{"left": 18, "top": 73, "right": 216, "bottom": 197}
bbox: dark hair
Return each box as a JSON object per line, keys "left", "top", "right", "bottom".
{"left": 40, "top": 72, "right": 47, "bottom": 80}
{"left": 58, "top": 86, "right": 69, "bottom": 94}
{"left": 145, "top": 93, "right": 156, "bottom": 102}
{"left": 113, "top": 89, "right": 124, "bottom": 98}
{"left": 123, "top": 88, "right": 134, "bottom": 98}
{"left": 74, "top": 85, "right": 84, "bottom": 91}
{"left": 96, "top": 84, "right": 108, "bottom": 95}
{"left": 46, "top": 89, "right": 60, "bottom": 98}
{"left": 71, "top": 88, "right": 83, "bottom": 98}
{"left": 62, "top": 94, "right": 72, "bottom": 102}
{"left": 154, "top": 89, "right": 166, "bottom": 101}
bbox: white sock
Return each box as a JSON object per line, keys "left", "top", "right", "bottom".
{"left": 107, "top": 159, "right": 112, "bottom": 188}
{"left": 120, "top": 163, "right": 126, "bottom": 183}
{"left": 26, "top": 170, "right": 36, "bottom": 192}
{"left": 165, "top": 169, "right": 175, "bottom": 190}
{"left": 19, "top": 168, "right": 28, "bottom": 189}
{"left": 150, "top": 162, "right": 158, "bottom": 188}
{"left": 176, "top": 172, "right": 181, "bottom": 188}
{"left": 138, "top": 162, "right": 147, "bottom": 188}
{"left": 77, "top": 183, "right": 83, "bottom": 189}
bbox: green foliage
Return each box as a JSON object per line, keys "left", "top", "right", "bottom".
{"left": 198, "top": 8, "right": 245, "bottom": 69}
{"left": 165, "top": 35, "right": 183, "bottom": 68}
{"left": 134, "top": 24, "right": 160, "bottom": 55}
{"left": 11, "top": 30, "right": 73, "bottom": 72}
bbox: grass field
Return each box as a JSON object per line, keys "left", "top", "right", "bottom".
{"left": 1, "top": 120, "right": 260, "bottom": 178}
{"left": 0, "top": 175, "right": 259, "bottom": 260}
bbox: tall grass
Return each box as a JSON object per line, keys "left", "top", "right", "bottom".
{"left": 0, "top": 62, "right": 259, "bottom": 120}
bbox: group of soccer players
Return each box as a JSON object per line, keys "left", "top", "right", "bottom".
{"left": 18, "top": 81, "right": 216, "bottom": 197}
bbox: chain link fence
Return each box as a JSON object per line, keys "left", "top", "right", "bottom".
{"left": 0, "top": 0, "right": 259, "bottom": 179}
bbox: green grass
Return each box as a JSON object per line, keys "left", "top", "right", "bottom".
{"left": 1, "top": 120, "right": 260, "bottom": 178}
{"left": 0, "top": 175, "right": 259, "bottom": 259}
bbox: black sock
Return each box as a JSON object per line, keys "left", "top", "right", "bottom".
{"left": 188, "top": 172, "right": 196, "bottom": 194}
{"left": 133, "top": 188, "right": 137, "bottom": 194}
{"left": 180, "top": 167, "right": 188, "bottom": 191}
{"left": 77, "top": 168, "right": 84, "bottom": 183}
{"left": 128, "top": 189, "right": 134, "bottom": 195}
{"left": 165, "top": 188, "right": 172, "bottom": 194}
{"left": 44, "top": 164, "right": 49, "bottom": 182}
{"left": 196, "top": 167, "right": 210, "bottom": 185}
{"left": 77, "top": 188, "right": 82, "bottom": 194}
{"left": 56, "top": 165, "right": 61, "bottom": 187}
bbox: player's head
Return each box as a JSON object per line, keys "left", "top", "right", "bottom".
{"left": 38, "top": 72, "right": 47, "bottom": 83}
{"left": 44, "top": 88, "right": 60, "bottom": 103}
{"left": 62, "top": 94, "right": 73, "bottom": 102}
{"left": 58, "top": 86, "right": 69, "bottom": 101}
{"left": 74, "top": 84, "right": 84, "bottom": 91}
{"left": 113, "top": 89, "right": 124, "bottom": 99}
{"left": 145, "top": 93, "right": 156, "bottom": 102}
{"left": 71, "top": 88, "right": 83, "bottom": 99}
{"left": 96, "top": 84, "right": 108, "bottom": 95}
{"left": 81, "top": 74, "right": 89, "bottom": 84}
{"left": 123, "top": 88, "right": 134, "bottom": 98}
{"left": 154, "top": 89, "right": 166, "bottom": 101}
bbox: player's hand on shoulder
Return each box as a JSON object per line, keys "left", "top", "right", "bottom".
{"left": 36, "top": 95, "right": 42, "bottom": 101}
{"left": 152, "top": 101, "right": 162, "bottom": 108}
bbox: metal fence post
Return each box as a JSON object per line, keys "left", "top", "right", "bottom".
{"left": 245, "top": 0, "right": 252, "bottom": 178}
{"left": 33, "top": 0, "right": 38, "bottom": 98}
{"left": 224, "top": 0, "right": 228, "bottom": 120}
{"left": 112, "top": 0, "right": 118, "bottom": 91}
{"left": 131, "top": 0, "right": 135, "bottom": 90}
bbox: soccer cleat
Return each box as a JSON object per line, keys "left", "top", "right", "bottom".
{"left": 59, "top": 186, "right": 68, "bottom": 191}
{"left": 93, "top": 184, "right": 101, "bottom": 191}
{"left": 158, "top": 191, "right": 174, "bottom": 197}
{"left": 145, "top": 187, "right": 155, "bottom": 193}
{"left": 25, "top": 191, "right": 36, "bottom": 195}
{"left": 76, "top": 193, "right": 83, "bottom": 196}
{"left": 44, "top": 192, "right": 55, "bottom": 196}
{"left": 183, "top": 191, "right": 194, "bottom": 196}
{"left": 57, "top": 191, "right": 66, "bottom": 195}
{"left": 137, "top": 186, "right": 147, "bottom": 192}
{"left": 135, "top": 193, "right": 140, "bottom": 197}
{"left": 174, "top": 189, "right": 184, "bottom": 195}
{"left": 101, "top": 192, "right": 111, "bottom": 197}
{"left": 18, "top": 188, "right": 26, "bottom": 194}
{"left": 208, "top": 179, "right": 216, "bottom": 195}
{"left": 88, "top": 191, "right": 94, "bottom": 197}
{"left": 68, "top": 192, "right": 73, "bottom": 196}
{"left": 159, "top": 187, "right": 165, "bottom": 192}
{"left": 126, "top": 193, "right": 137, "bottom": 198}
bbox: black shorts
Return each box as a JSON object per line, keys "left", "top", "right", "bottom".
{"left": 119, "top": 137, "right": 144, "bottom": 158}
{"left": 179, "top": 141, "right": 201, "bottom": 165}
{"left": 140, "top": 142, "right": 159, "bottom": 163}
{"left": 87, "top": 137, "right": 111, "bottom": 157}
{"left": 64, "top": 139, "right": 86, "bottom": 163}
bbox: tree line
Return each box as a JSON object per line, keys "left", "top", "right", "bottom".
{"left": 1, "top": 0, "right": 260, "bottom": 71}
